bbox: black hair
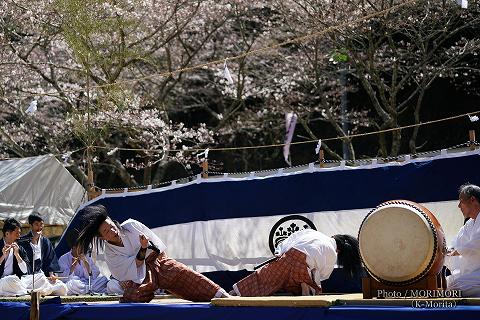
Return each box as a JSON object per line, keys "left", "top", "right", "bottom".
{"left": 76, "top": 205, "right": 109, "bottom": 254}
{"left": 28, "top": 212, "right": 43, "bottom": 225}
{"left": 459, "top": 183, "right": 480, "bottom": 202}
{"left": 332, "top": 234, "right": 362, "bottom": 279}
{"left": 66, "top": 228, "right": 80, "bottom": 249}
{"left": 2, "top": 218, "right": 22, "bottom": 235}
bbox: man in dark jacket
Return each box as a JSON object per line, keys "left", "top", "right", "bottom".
{"left": 19, "top": 213, "right": 66, "bottom": 295}
{"left": 19, "top": 213, "right": 60, "bottom": 277}
{"left": 0, "top": 218, "right": 30, "bottom": 295}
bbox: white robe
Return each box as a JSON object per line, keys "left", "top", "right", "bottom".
{"left": 103, "top": 278, "right": 159, "bottom": 295}
{"left": 58, "top": 251, "right": 109, "bottom": 295}
{"left": 106, "top": 278, "right": 124, "bottom": 295}
{"left": 0, "top": 245, "right": 28, "bottom": 296}
{"left": 20, "top": 272, "right": 67, "bottom": 296}
{"left": 105, "top": 219, "right": 166, "bottom": 284}
{"left": 0, "top": 275, "right": 27, "bottom": 296}
{"left": 276, "top": 229, "right": 337, "bottom": 288}
{"left": 446, "top": 216, "right": 480, "bottom": 297}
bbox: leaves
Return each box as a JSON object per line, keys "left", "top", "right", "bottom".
{"left": 0, "top": 0, "right": 479, "bottom": 186}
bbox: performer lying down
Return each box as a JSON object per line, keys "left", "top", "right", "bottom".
{"left": 232, "top": 229, "right": 362, "bottom": 296}
{"left": 76, "top": 205, "right": 229, "bottom": 302}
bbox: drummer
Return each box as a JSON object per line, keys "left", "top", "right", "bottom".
{"left": 230, "top": 229, "right": 362, "bottom": 296}
{"left": 446, "top": 183, "right": 480, "bottom": 297}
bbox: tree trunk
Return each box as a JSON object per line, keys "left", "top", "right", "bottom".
{"left": 409, "top": 89, "right": 426, "bottom": 154}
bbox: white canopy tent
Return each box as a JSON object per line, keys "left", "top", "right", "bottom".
{"left": 0, "top": 155, "right": 85, "bottom": 225}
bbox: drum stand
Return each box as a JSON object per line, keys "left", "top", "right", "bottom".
{"left": 362, "top": 272, "right": 447, "bottom": 299}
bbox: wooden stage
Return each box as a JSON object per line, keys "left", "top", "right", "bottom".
{"left": 1, "top": 293, "right": 480, "bottom": 320}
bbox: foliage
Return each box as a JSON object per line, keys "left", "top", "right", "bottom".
{"left": 0, "top": 0, "right": 479, "bottom": 187}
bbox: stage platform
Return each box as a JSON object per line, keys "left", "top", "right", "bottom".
{"left": 1, "top": 294, "right": 480, "bottom": 320}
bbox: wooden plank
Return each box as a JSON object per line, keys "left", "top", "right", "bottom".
{"left": 211, "top": 295, "right": 344, "bottom": 307}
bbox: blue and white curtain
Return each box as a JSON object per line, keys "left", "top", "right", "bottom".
{"left": 57, "top": 150, "right": 480, "bottom": 273}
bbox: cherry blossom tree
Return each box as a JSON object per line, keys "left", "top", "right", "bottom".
{"left": 1, "top": 0, "right": 479, "bottom": 187}
{"left": 276, "top": 0, "right": 480, "bottom": 157}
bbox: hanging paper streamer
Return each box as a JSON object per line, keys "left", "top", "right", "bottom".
{"left": 315, "top": 139, "right": 322, "bottom": 154}
{"left": 224, "top": 60, "right": 234, "bottom": 85}
{"left": 197, "top": 148, "right": 210, "bottom": 160}
{"left": 61, "top": 151, "right": 72, "bottom": 165}
{"left": 107, "top": 147, "right": 119, "bottom": 156}
{"left": 25, "top": 100, "right": 37, "bottom": 114}
{"left": 283, "top": 112, "right": 298, "bottom": 166}
{"left": 468, "top": 114, "right": 479, "bottom": 122}
{"left": 458, "top": 0, "right": 468, "bottom": 8}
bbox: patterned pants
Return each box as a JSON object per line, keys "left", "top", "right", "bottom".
{"left": 233, "top": 248, "right": 321, "bottom": 296}
{"left": 120, "top": 252, "right": 221, "bottom": 303}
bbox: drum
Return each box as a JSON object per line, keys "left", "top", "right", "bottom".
{"left": 358, "top": 200, "right": 446, "bottom": 285}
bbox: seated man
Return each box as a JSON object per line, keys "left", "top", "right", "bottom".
{"left": 0, "top": 218, "right": 29, "bottom": 296}
{"left": 58, "top": 229, "right": 109, "bottom": 295}
{"left": 445, "top": 183, "right": 480, "bottom": 297}
{"left": 19, "top": 213, "right": 66, "bottom": 296}
{"left": 231, "top": 229, "right": 362, "bottom": 296}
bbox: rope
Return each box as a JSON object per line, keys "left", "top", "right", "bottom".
{"left": 98, "top": 141, "right": 477, "bottom": 191}
{"left": 88, "top": 109, "right": 480, "bottom": 154}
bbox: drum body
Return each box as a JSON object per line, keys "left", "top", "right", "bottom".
{"left": 358, "top": 200, "right": 446, "bottom": 285}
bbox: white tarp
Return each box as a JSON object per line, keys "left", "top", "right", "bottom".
{"left": 0, "top": 155, "right": 85, "bottom": 225}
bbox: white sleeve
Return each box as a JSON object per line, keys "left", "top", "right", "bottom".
{"left": 456, "top": 230, "right": 480, "bottom": 256}
{"left": 105, "top": 245, "right": 146, "bottom": 284}
{"left": 58, "top": 254, "right": 72, "bottom": 277}
{"left": 127, "top": 219, "right": 166, "bottom": 253}
{"left": 18, "top": 260, "right": 28, "bottom": 274}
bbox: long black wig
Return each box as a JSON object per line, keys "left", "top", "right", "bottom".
{"left": 332, "top": 234, "right": 363, "bottom": 279}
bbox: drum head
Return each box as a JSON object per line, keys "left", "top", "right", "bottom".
{"left": 359, "top": 203, "right": 435, "bottom": 283}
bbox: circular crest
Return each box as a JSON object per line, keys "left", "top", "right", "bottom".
{"left": 268, "top": 215, "right": 317, "bottom": 254}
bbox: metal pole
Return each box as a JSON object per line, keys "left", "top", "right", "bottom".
{"left": 30, "top": 248, "right": 38, "bottom": 320}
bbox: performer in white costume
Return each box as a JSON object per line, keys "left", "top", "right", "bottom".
{"left": 76, "top": 205, "right": 229, "bottom": 302}
{"left": 0, "top": 218, "right": 29, "bottom": 296}
{"left": 446, "top": 183, "right": 480, "bottom": 297}
{"left": 232, "top": 229, "right": 361, "bottom": 296}
{"left": 58, "top": 230, "right": 109, "bottom": 295}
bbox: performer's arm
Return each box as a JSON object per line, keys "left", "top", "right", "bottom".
{"left": 135, "top": 235, "right": 149, "bottom": 267}
{"left": 79, "top": 254, "right": 92, "bottom": 275}
{"left": 0, "top": 245, "right": 10, "bottom": 265}
{"left": 69, "top": 257, "right": 79, "bottom": 275}
{"left": 131, "top": 220, "right": 166, "bottom": 253}
{"left": 12, "top": 243, "right": 28, "bottom": 273}
{"left": 455, "top": 230, "right": 480, "bottom": 256}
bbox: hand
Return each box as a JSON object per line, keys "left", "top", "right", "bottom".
{"left": 48, "top": 275, "right": 59, "bottom": 284}
{"left": 79, "top": 254, "right": 90, "bottom": 265}
{"left": 48, "top": 275, "right": 59, "bottom": 282}
{"left": 11, "top": 243, "right": 20, "bottom": 255}
{"left": 139, "top": 234, "right": 149, "bottom": 249}
{"left": 2, "top": 245, "right": 11, "bottom": 257}
{"left": 69, "top": 257, "right": 80, "bottom": 275}
{"left": 79, "top": 255, "right": 91, "bottom": 274}
{"left": 447, "top": 250, "right": 460, "bottom": 256}
{"left": 71, "top": 257, "right": 80, "bottom": 268}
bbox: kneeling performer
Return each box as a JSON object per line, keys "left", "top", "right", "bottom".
{"left": 76, "top": 205, "right": 229, "bottom": 302}
{"left": 232, "top": 229, "right": 362, "bottom": 296}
